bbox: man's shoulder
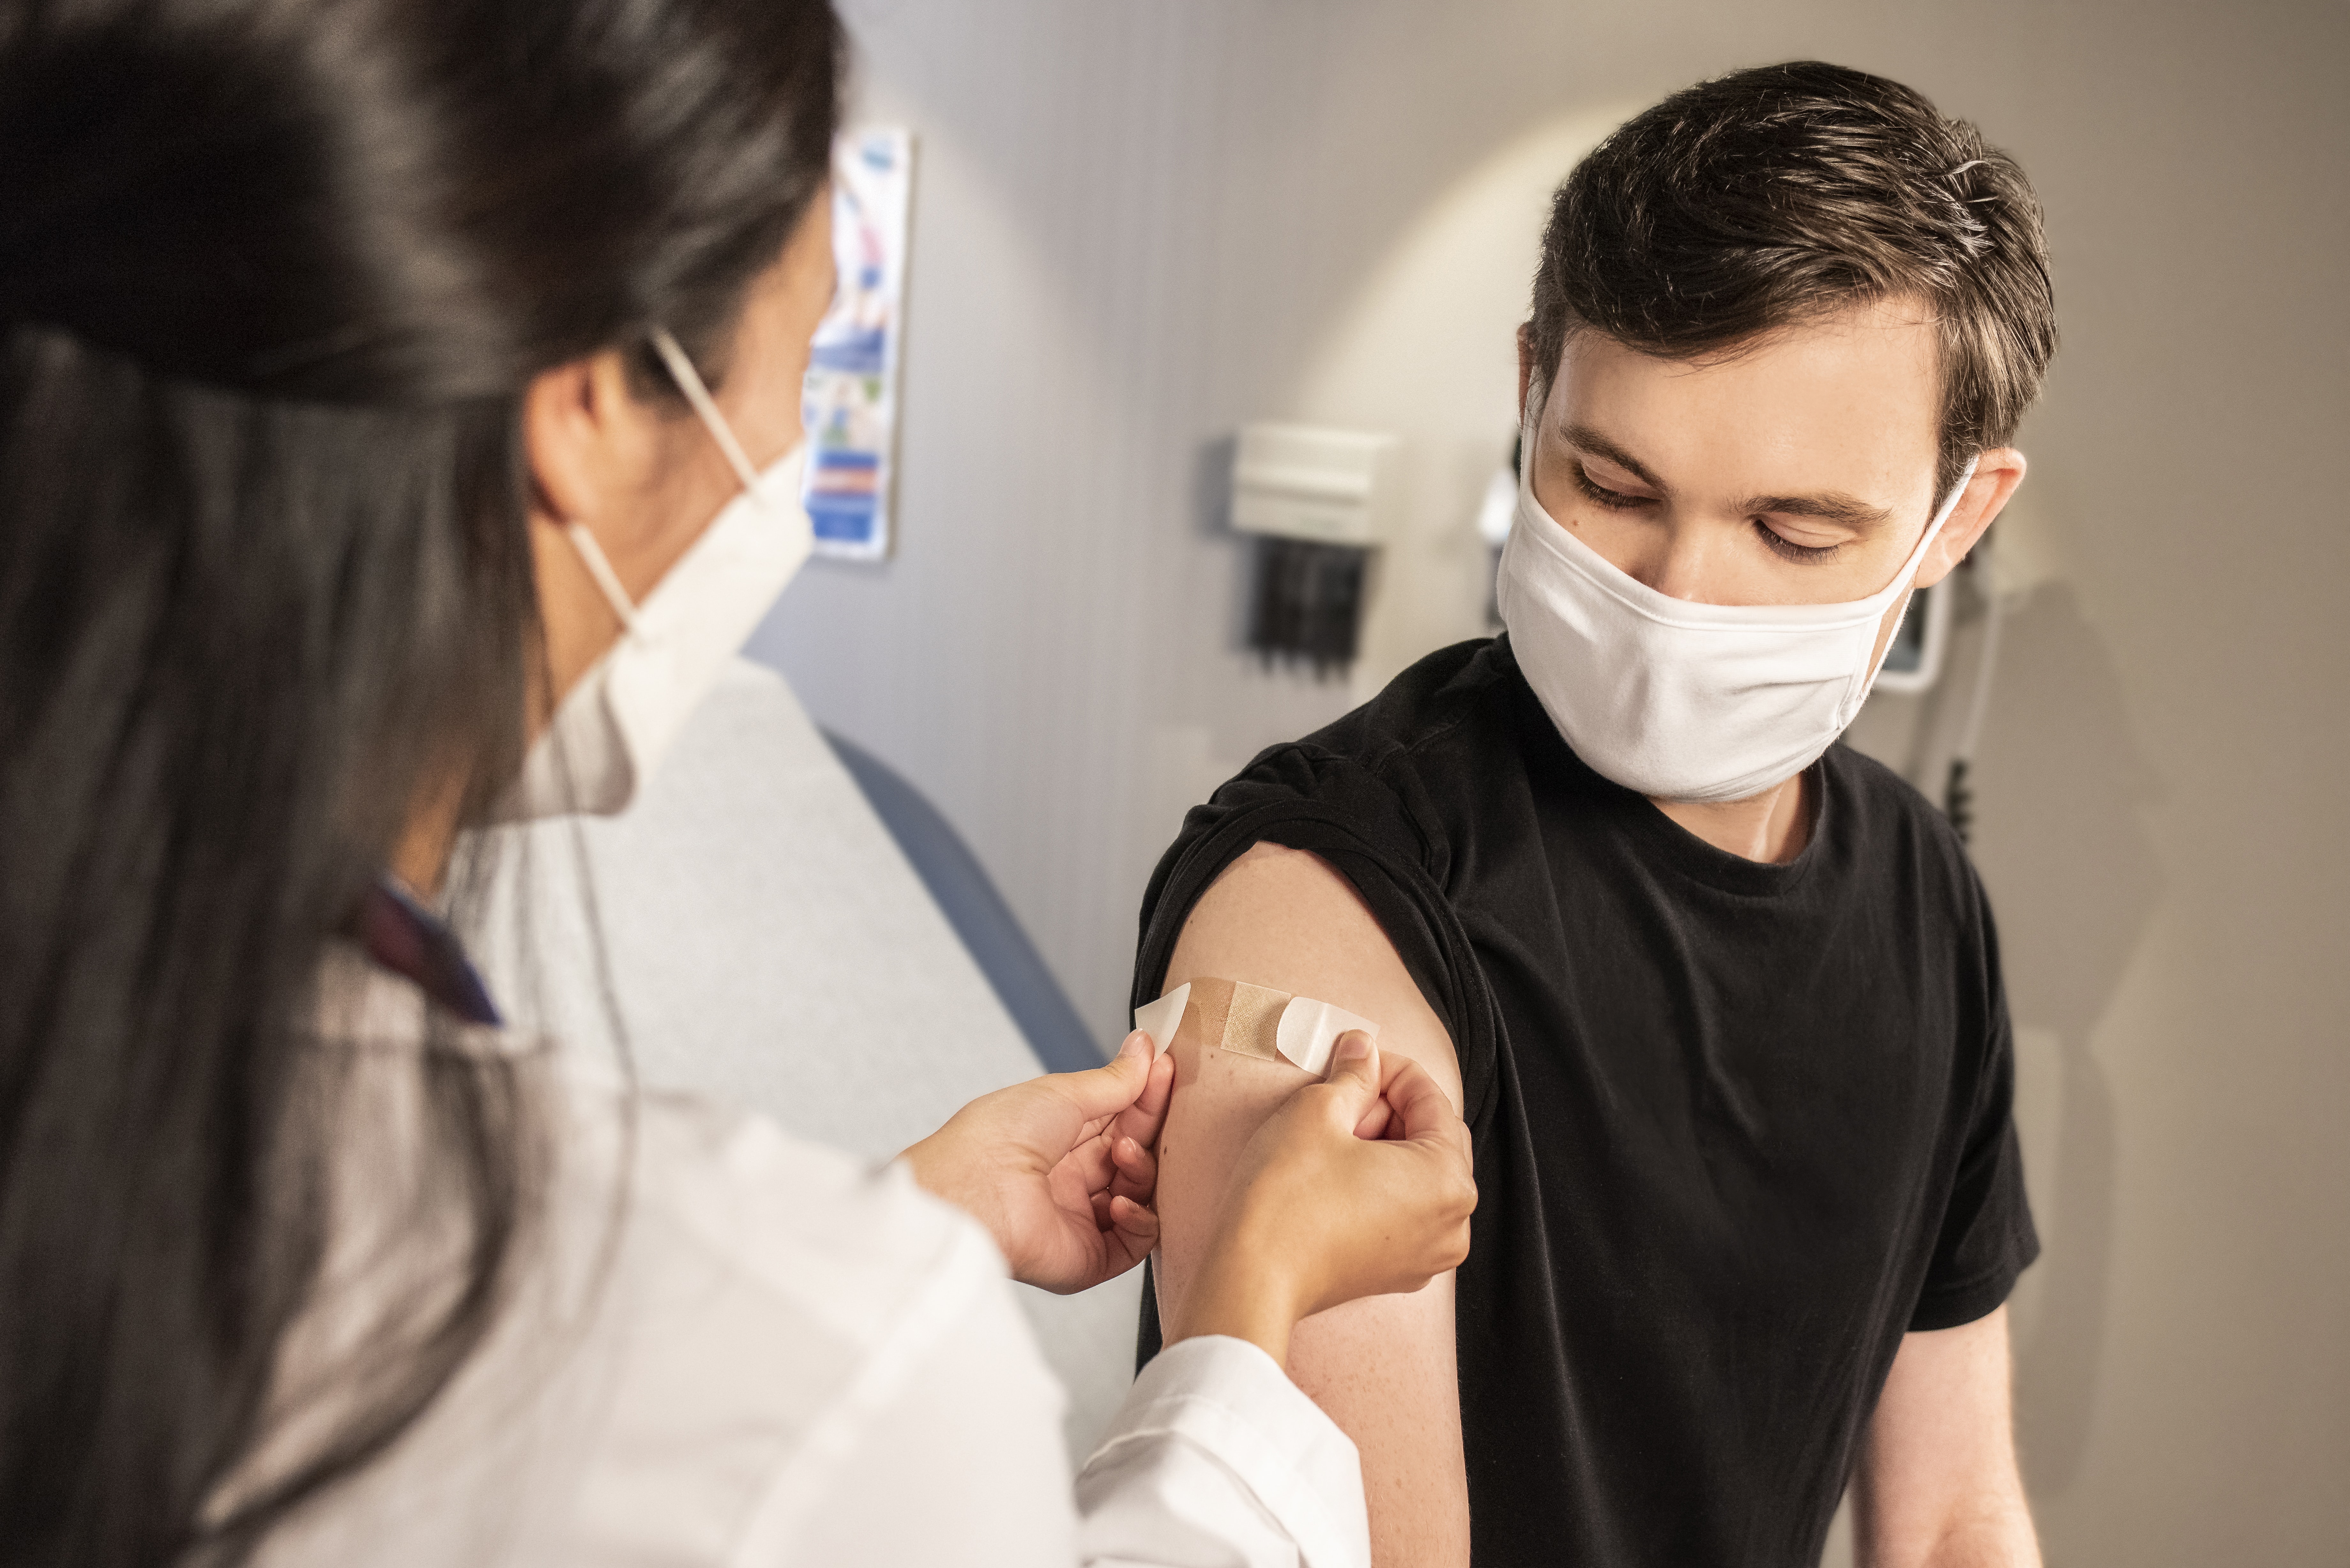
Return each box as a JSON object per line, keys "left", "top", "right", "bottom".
{"left": 1252, "top": 638, "right": 1523, "bottom": 796}
{"left": 1820, "top": 741, "right": 1989, "bottom": 922}
{"left": 1145, "top": 640, "right": 1524, "bottom": 930}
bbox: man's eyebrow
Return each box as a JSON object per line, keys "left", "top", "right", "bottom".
{"left": 1563, "top": 420, "right": 1896, "bottom": 531}
{"left": 1738, "top": 491, "right": 1895, "bottom": 531}
{"left": 1560, "top": 424, "right": 1668, "bottom": 492}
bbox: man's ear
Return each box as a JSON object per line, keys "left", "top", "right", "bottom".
{"left": 1516, "top": 323, "right": 1537, "bottom": 425}
{"left": 1916, "top": 448, "right": 2027, "bottom": 590}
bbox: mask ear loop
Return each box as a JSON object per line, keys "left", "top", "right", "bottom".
{"left": 559, "top": 326, "right": 772, "bottom": 637}
{"left": 565, "top": 523, "right": 642, "bottom": 636}
{"left": 649, "top": 327, "right": 767, "bottom": 495}
{"left": 1516, "top": 376, "right": 1548, "bottom": 500}
{"left": 1848, "top": 457, "right": 1982, "bottom": 717}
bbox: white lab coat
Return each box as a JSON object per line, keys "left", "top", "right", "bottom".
{"left": 233, "top": 951, "right": 1369, "bottom": 1567}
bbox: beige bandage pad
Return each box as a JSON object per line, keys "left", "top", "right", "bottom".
{"left": 1132, "top": 977, "right": 1379, "bottom": 1076}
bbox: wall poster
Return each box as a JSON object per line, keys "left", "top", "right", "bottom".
{"left": 802, "top": 127, "right": 914, "bottom": 561}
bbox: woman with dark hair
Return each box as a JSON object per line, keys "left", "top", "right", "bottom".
{"left": 0, "top": 1, "right": 1475, "bottom": 1564}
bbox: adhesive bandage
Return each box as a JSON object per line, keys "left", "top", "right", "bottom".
{"left": 1132, "top": 977, "right": 1379, "bottom": 1077}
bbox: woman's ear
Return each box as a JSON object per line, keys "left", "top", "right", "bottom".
{"left": 522, "top": 350, "right": 671, "bottom": 727}
{"left": 522, "top": 349, "right": 663, "bottom": 537}
{"left": 1916, "top": 448, "right": 2027, "bottom": 590}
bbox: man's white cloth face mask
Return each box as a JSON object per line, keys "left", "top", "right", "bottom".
{"left": 1496, "top": 400, "right": 1975, "bottom": 805}
{"left": 504, "top": 329, "right": 814, "bottom": 819}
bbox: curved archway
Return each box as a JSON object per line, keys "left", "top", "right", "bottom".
{"left": 1275, "top": 108, "right": 1636, "bottom": 700}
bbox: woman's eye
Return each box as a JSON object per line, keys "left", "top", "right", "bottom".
{"left": 1571, "top": 462, "right": 1651, "bottom": 510}
{"left": 1754, "top": 519, "right": 1842, "bottom": 563}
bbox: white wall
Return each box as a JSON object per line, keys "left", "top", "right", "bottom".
{"left": 748, "top": 2, "right": 2350, "bottom": 1558}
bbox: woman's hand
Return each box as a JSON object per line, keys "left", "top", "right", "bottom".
{"left": 900, "top": 1031, "right": 1175, "bottom": 1294}
{"left": 1167, "top": 1032, "right": 1477, "bottom": 1369}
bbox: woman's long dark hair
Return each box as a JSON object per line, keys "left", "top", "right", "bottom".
{"left": 0, "top": 1, "right": 841, "bottom": 1562}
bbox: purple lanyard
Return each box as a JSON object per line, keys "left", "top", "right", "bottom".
{"left": 356, "top": 874, "right": 503, "bottom": 1028}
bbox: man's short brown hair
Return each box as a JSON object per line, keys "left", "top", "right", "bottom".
{"left": 1529, "top": 61, "right": 2057, "bottom": 503}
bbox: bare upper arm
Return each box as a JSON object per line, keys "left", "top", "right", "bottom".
{"left": 1152, "top": 841, "right": 1469, "bottom": 1568}
{"left": 1853, "top": 1307, "right": 2040, "bottom": 1568}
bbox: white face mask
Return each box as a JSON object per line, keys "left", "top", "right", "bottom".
{"left": 501, "top": 329, "right": 814, "bottom": 820}
{"left": 1496, "top": 414, "right": 1975, "bottom": 804}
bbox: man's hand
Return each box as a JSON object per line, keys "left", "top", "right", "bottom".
{"left": 900, "top": 1030, "right": 1175, "bottom": 1294}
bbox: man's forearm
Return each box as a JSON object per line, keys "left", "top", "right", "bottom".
{"left": 1857, "top": 1312, "right": 2037, "bottom": 1568}
{"left": 1932, "top": 1503, "right": 2040, "bottom": 1568}
{"left": 1861, "top": 1496, "right": 2040, "bottom": 1568}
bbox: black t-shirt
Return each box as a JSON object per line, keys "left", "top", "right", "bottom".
{"left": 1133, "top": 637, "right": 2037, "bottom": 1568}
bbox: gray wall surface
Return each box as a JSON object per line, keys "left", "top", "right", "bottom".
{"left": 747, "top": 2, "right": 2350, "bottom": 1559}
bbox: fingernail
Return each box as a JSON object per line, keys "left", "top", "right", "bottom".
{"left": 1327, "top": 1032, "right": 1373, "bottom": 1077}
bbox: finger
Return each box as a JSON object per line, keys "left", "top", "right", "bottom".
{"left": 1063, "top": 1029, "right": 1157, "bottom": 1117}
{"left": 1111, "top": 1048, "right": 1176, "bottom": 1152}
{"left": 1108, "top": 1193, "right": 1159, "bottom": 1236}
{"left": 1316, "top": 1031, "right": 1382, "bottom": 1120}
{"left": 1383, "top": 1055, "right": 1461, "bottom": 1143}
{"left": 1348, "top": 1040, "right": 1405, "bottom": 1138}
{"left": 1381, "top": 1062, "right": 1477, "bottom": 1228}
{"left": 1063, "top": 1129, "right": 1117, "bottom": 1195}
{"left": 1108, "top": 1133, "right": 1157, "bottom": 1205}
{"left": 1085, "top": 1189, "right": 1159, "bottom": 1267}
{"left": 1107, "top": 1193, "right": 1159, "bottom": 1260}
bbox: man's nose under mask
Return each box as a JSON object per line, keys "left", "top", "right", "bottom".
{"left": 1495, "top": 421, "right": 1975, "bottom": 805}
{"left": 500, "top": 332, "right": 814, "bottom": 821}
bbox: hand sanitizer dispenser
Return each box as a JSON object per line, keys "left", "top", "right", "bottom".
{"left": 1230, "top": 423, "right": 1396, "bottom": 674}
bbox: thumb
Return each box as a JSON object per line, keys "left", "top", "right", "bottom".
{"left": 1055, "top": 1029, "right": 1156, "bottom": 1122}
{"left": 1318, "top": 1031, "right": 1381, "bottom": 1114}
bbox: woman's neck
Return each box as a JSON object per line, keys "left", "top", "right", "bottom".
{"left": 388, "top": 768, "right": 472, "bottom": 896}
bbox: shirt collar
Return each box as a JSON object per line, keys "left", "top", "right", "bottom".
{"left": 356, "top": 874, "right": 503, "bottom": 1028}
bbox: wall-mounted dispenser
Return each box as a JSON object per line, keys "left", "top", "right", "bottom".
{"left": 1474, "top": 431, "right": 1521, "bottom": 630}
{"left": 1865, "top": 537, "right": 2013, "bottom": 845}
{"left": 1231, "top": 423, "right": 1397, "bottom": 675}
{"left": 1872, "top": 576, "right": 1955, "bottom": 696}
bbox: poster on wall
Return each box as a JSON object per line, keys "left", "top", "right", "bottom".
{"left": 802, "top": 127, "right": 914, "bottom": 562}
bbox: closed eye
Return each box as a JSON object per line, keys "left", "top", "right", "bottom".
{"left": 1753, "top": 519, "right": 1843, "bottom": 564}
{"left": 1570, "top": 461, "right": 1654, "bottom": 511}
{"left": 1575, "top": 453, "right": 1848, "bottom": 564}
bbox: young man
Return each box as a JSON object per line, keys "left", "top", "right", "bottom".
{"left": 1135, "top": 63, "right": 2053, "bottom": 1567}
